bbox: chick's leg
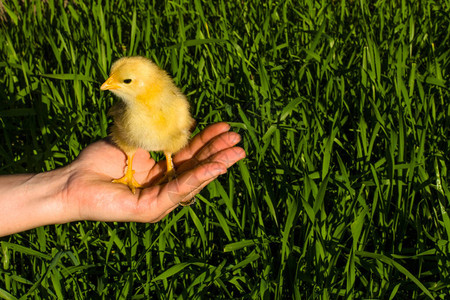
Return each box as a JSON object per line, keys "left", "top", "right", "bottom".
{"left": 112, "top": 152, "right": 143, "bottom": 194}
{"left": 158, "top": 152, "right": 195, "bottom": 206}
{"left": 165, "top": 152, "right": 176, "bottom": 180}
{"left": 157, "top": 152, "right": 176, "bottom": 184}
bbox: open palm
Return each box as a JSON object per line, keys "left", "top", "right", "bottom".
{"left": 63, "top": 122, "right": 245, "bottom": 223}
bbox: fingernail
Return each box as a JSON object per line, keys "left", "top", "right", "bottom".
{"left": 237, "top": 148, "right": 246, "bottom": 160}
{"left": 229, "top": 132, "right": 241, "bottom": 143}
{"left": 223, "top": 122, "right": 231, "bottom": 132}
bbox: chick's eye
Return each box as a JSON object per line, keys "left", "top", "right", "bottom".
{"left": 123, "top": 79, "right": 132, "bottom": 84}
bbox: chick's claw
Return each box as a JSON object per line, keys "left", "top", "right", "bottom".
{"left": 112, "top": 153, "right": 143, "bottom": 194}
{"left": 112, "top": 168, "right": 143, "bottom": 194}
{"left": 156, "top": 169, "right": 176, "bottom": 185}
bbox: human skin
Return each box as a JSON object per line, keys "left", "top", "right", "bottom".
{"left": 0, "top": 122, "right": 245, "bottom": 237}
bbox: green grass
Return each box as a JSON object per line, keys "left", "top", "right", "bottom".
{"left": 1, "top": 0, "right": 450, "bottom": 298}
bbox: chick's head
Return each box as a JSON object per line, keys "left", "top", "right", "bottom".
{"left": 100, "top": 56, "right": 165, "bottom": 104}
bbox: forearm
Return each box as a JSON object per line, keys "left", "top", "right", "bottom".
{"left": 0, "top": 167, "right": 71, "bottom": 237}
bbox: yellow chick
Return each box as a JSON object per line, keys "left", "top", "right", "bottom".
{"left": 100, "top": 56, "right": 194, "bottom": 193}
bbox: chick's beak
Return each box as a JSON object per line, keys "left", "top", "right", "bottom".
{"left": 100, "top": 75, "right": 120, "bottom": 90}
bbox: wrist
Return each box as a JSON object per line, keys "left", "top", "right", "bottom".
{"left": 0, "top": 166, "right": 73, "bottom": 236}
{"left": 34, "top": 166, "right": 75, "bottom": 225}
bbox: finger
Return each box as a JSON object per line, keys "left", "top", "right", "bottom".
{"left": 153, "top": 146, "right": 245, "bottom": 221}
{"left": 152, "top": 176, "right": 219, "bottom": 222}
{"left": 177, "top": 131, "right": 242, "bottom": 171}
{"left": 149, "top": 162, "right": 227, "bottom": 216}
{"left": 196, "top": 131, "right": 242, "bottom": 161}
{"left": 178, "top": 142, "right": 246, "bottom": 174}
{"left": 148, "top": 139, "right": 245, "bottom": 185}
{"left": 207, "top": 146, "right": 246, "bottom": 168}
{"left": 177, "top": 176, "right": 216, "bottom": 206}
{"left": 142, "top": 147, "right": 245, "bottom": 222}
{"left": 162, "top": 146, "right": 245, "bottom": 209}
{"left": 145, "top": 122, "right": 232, "bottom": 182}
{"left": 174, "top": 122, "right": 231, "bottom": 165}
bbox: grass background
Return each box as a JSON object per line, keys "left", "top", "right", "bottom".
{"left": 0, "top": 0, "right": 449, "bottom": 298}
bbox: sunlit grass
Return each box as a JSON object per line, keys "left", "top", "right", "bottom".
{"left": 1, "top": 0, "right": 450, "bottom": 298}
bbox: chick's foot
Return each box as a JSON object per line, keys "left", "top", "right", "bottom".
{"left": 112, "top": 153, "right": 142, "bottom": 194}
{"left": 156, "top": 168, "right": 176, "bottom": 185}
{"left": 112, "top": 168, "right": 143, "bottom": 194}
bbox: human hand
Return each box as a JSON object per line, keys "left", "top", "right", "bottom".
{"left": 63, "top": 122, "right": 245, "bottom": 223}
